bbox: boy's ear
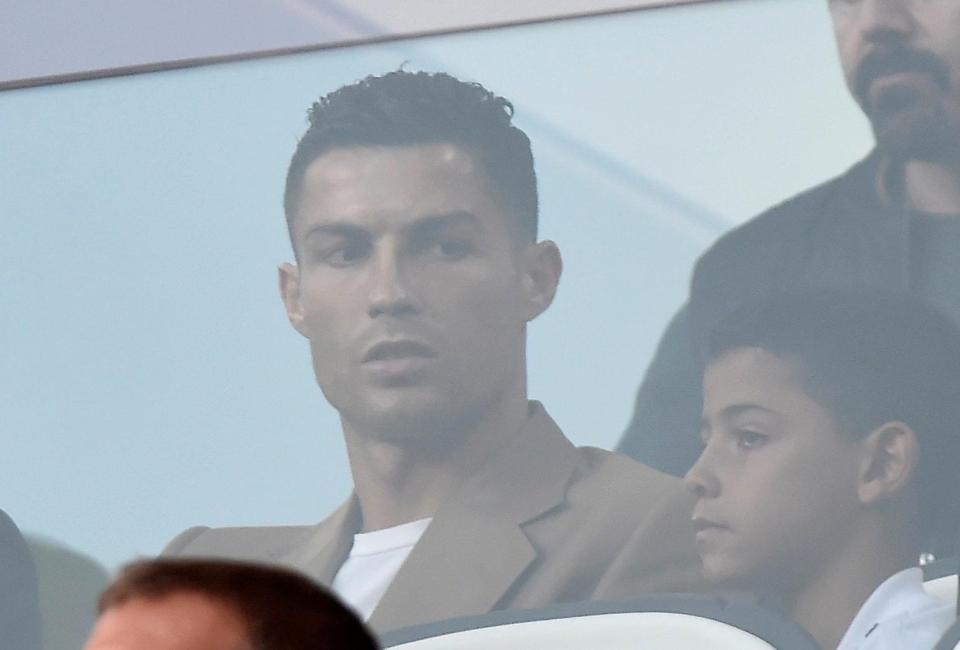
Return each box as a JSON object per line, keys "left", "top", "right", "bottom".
{"left": 518, "top": 240, "right": 562, "bottom": 322}
{"left": 857, "top": 421, "right": 919, "bottom": 506}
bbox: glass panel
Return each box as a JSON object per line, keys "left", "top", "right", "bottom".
{"left": 2, "top": 0, "right": 903, "bottom": 646}
{"left": 0, "top": 0, "right": 863, "bottom": 571}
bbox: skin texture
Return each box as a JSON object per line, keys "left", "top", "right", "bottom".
{"left": 686, "top": 347, "right": 920, "bottom": 649}
{"left": 279, "top": 143, "right": 561, "bottom": 531}
{"left": 83, "top": 593, "right": 249, "bottom": 650}
{"left": 829, "top": 0, "right": 960, "bottom": 212}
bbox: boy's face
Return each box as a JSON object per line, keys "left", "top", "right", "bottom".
{"left": 685, "top": 347, "right": 864, "bottom": 592}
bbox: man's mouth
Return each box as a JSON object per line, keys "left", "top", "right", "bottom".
{"left": 868, "top": 71, "right": 938, "bottom": 112}
{"left": 361, "top": 340, "right": 438, "bottom": 381}
{"left": 362, "top": 340, "right": 437, "bottom": 363}
{"left": 856, "top": 47, "right": 950, "bottom": 109}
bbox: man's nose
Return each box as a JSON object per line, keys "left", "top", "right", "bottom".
{"left": 366, "top": 248, "right": 419, "bottom": 318}
{"left": 683, "top": 447, "right": 721, "bottom": 500}
{"left": 859, "top": 0, "right": 916, "bottom": 45}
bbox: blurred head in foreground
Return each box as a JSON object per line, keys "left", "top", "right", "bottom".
{"left": 83, "top": 559, "right": 379, "bottom": 650}
{"left": 685, "top": 288, "right": 960, "bottom": 646}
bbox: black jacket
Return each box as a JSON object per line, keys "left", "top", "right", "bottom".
{"left": 617, "top": 152, "right": 911, "bottom": 475}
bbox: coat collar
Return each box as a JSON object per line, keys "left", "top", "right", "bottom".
{"left": 826, "top": 150, "right": 910, "bottom": 290}
{"left": 370, "top": 402, "right": 579, "bottom": 631}
{"left": 285, "top": 402, "right": 581, "bottom": 632}
{"left": 278, "top": 497, "right": 361, "bottom": 585}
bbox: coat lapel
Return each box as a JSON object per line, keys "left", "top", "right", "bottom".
{"left": 368, "top": 508, "right": 535, "bottom": 632}
{"left": 280, "top": 496, "right": 361, "bottom": 585}
{"left": 368, "top": 403, "right": 580, "bottom": 632}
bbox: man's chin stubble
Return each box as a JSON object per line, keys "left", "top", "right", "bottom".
{"left": 872, "top": 104, "right": 955, "bottom": 163}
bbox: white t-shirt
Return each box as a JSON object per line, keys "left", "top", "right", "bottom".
{"left": 331, "top": 517, "right": 432, "bottom": 621}
{"left": 837, "top": 567, "right": 955, "bottom": 650}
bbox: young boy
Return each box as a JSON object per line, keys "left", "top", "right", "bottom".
{"left": 686, "top": 289, "right": 959, "bottom": 649}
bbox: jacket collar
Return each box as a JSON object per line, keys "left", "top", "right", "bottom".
{"left": 369, "top": 402, "right": 579, "bottom": 631}
{"left": 838, "top": 150, "right": 907, "bottom": 229}
{"left": 278, "top": 496, "right": 361, "bottom": 585}
{"left": 285, "top": 402, "right": 580, "bottom": 632}
{"left": 808, "top": 150, "right": 911, "bottom": 291}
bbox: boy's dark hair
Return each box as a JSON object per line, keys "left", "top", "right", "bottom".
{"left": 284, "top": 70, "right": 537, "bottom": 244}
{"left": 98, "top": 559, "right": 378, "bottom": 650}
{"left": 708, "top": 288, "right": 960, "bottom": 551}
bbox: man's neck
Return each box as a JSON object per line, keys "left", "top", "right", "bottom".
{"left": 343, "top": 391, "right": 531, "bottom": 533}
{"left": 784, "top": 524, "right": 915, "bottom": 650}
{"left": 902, "top": 158, "right": 960, "bottom": 215}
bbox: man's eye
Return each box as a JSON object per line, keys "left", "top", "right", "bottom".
{"left": 321, "top": 241, "right": 369, "bottom": 267}
{"left": 735, "top": 430, "right": 768, "bottom": 450}
{"left": 431, "top": 239, "right": 472, "bottom": 260}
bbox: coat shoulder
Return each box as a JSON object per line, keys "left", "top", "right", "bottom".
{"left": 567, "top": 447, "right": 691, "bottom": 533}
{"left": 694, "top": 155, "right": 875, "bottom": 292}
{"left": 162, "top": 523, "right": 316, "bottom": 562}
{"left": 563, "top": 449, "right": 703, "bottom": 597}
{"left": 575, "top": 446, "right": 687, "bottom": 499}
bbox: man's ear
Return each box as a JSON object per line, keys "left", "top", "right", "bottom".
{"left": 278, "top": 262, "right": 308, "bottom": 337}
{"left": 857, "top": 421, "right": 919, "bottom": 506}
{"left": 519, "top": 240, "right": 562, "bottom": 322}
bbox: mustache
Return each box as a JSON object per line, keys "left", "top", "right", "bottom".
{"left": 855, "top": 45, "right": 951, "bottom": 102}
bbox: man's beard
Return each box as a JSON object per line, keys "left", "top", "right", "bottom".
{"left": 870, "top": 99, "right": 954, "bottom": 163}
{"left": 855, "top": 44, "right": 956, "bottom": 162}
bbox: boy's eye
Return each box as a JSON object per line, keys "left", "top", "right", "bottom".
{"left": 735, "top": 430, "right": 768, "bottom": 450}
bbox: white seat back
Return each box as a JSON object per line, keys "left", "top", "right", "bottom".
{"left": 926, "top": 573, "right": 958, "bottom": 608}
{"left": 387, "top": 611, "right": 777, "bottom": 650}
{"left": 381, "top": 598, "right": 821, "bottom": 650}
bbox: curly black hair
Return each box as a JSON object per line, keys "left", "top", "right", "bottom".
{"left": 284, "top": 70, "right": 537, "bottom": 244}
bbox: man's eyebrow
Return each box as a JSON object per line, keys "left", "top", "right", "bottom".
{"left": 301, "top": 222, "right": 368, "bottom": 241}
{"left": 409, "top": 211, "right": 481, "bottom": 236}
{"left": 301, "top": 212, "right": 480, "bottom": 241}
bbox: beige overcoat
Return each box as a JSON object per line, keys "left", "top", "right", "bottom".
{"left": 164, "top": 403, "right": 701, "bottom": 633}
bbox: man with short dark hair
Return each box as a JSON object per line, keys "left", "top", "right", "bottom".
{"left": 165, "top": 71, "right": 699, "bottom": 634}
{"left": 686, "top": 289, "right": 960, "bottom": 649}
{"left": 83, "top": 559, "right": 378, "bottom": 650}
{"left": 619, "top": 0, "right": 960, "bottom": 477}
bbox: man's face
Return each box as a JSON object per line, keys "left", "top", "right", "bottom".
{"left": 685, "top": 348, "right": 863, "bottom": 592}
{"left": 84, "top": 592, "right": 249, "bottom": 650}
{"left": 829, "top": 0, "right": 960, "bottom": 160}
{"left": 281, "top": 143, "right": 556, "bottom": 441}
